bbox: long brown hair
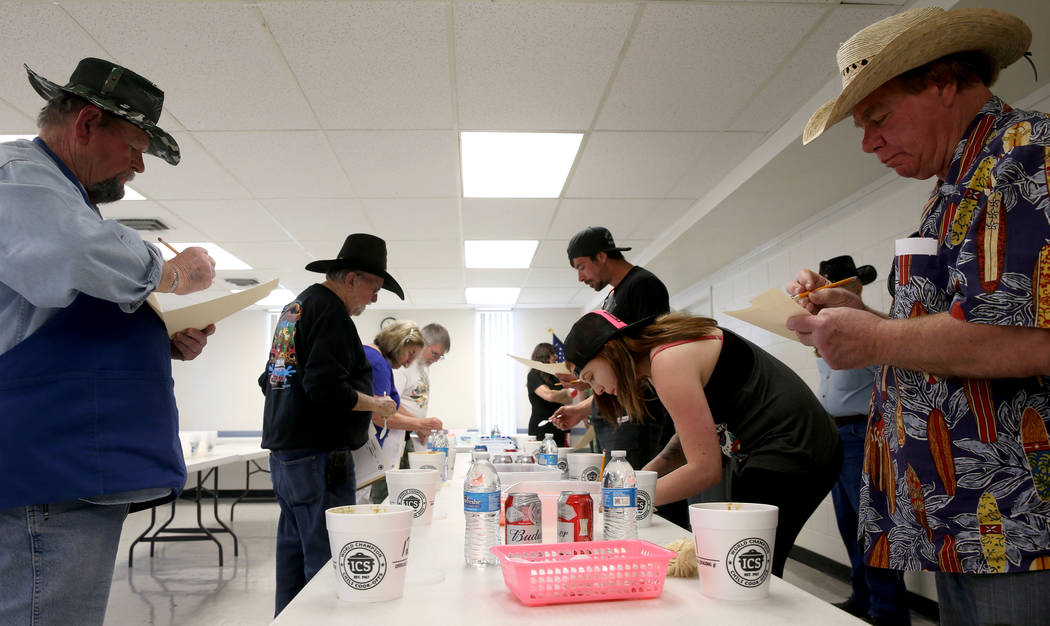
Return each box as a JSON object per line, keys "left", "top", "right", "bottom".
{"left": 592, "top": 313, "right": 718, "bottom": 423}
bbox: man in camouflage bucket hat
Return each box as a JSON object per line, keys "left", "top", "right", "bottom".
{"left": 0, "top": 58, "right": 216, "bottom": 625}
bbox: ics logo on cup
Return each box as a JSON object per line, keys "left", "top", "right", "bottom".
{"left": 420, "top": 464, "right": 438, "bottom": 471}
{"left": 726, "top": 537, "right": 771, "bottom": 588}
{"left": 557, "top": 458, "right": 568, "bottom": 473}
{"left": 338, "top": 541, "right": 388, "bottom": 590}
{"left": 396, "top": 488, "right": 428, "bottom": 518}
{"left": 581, "top": 465, "right": 601, "bottom": 481}
{"left": 636, "top": 490, "right": 653, "bottom": 520}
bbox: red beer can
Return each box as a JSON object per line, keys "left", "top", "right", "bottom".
{"left": 504, "top": 493, "right": 542, "bottom": 545}
{"left": 557, "top": 491, "right": 593, "bottom": 542}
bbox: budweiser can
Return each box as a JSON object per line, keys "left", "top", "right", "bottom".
{"left": 504, "top": 493, "right": 542, "bottom": 544}
{"left": 557, "top": 491, "right": 593, "bottom": 542}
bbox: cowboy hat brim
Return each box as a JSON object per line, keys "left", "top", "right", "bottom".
{"left": 304, "top": 258, "right": 405, "bottom": 300}
{"left": 803, "top": 8, "right": 1031, "bottom": 145}
{"left": 26, "top": 65, "right": 181, "bottom": 165}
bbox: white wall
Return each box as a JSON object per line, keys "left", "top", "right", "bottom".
{"left": 674, "top": 173, "right": 938, "bottom": 600}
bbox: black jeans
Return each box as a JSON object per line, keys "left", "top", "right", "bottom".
{"left": 729, "top": 440, "right": 843, "bottom": 577}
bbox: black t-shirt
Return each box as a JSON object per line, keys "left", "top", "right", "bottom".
{"left": 259, "top": 283, "right": 374, "bottom": 451}
{"left": 600, "top": 265, "right": 669, "bottom": 323}
{"left": 526, "top": 369, "right": 570, "bottom": 445}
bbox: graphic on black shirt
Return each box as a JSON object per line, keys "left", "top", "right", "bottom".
{"left": 267, "top": 302, "right": 301, "bottom": 389}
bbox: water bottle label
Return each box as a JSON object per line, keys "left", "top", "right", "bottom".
{"left": 464, "top": 490, "right": 500, "bottom": 513}
{"left": 602, "top": 487, "right": 636, "bottom": 509}
{"left": 435, "top": 447, "right": 448, "bottom": 458}
{"left": 537, "top": 453, "right": 557, "bottom": 466}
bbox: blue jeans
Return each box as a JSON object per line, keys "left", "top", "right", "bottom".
{"left": 832, "top": 422, "right": 910, "bottom": 624}
{"left": 0, "top": 499, "right": 128, "bottom": 626}
{"left": 270, "top": 449, "right": 356, "bottom": 616}
{"left": 937, "top": 570, "right": 1050, "bottom": 625}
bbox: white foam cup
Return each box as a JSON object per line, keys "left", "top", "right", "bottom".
{"left": 386, "top": 469, "right": 440, "bottom": 525}
{"left": 689, "top": 502, "right": 779, "bottom": 600}
{"left": 557, "top": 448, "right": 570, "bottom": 478}
{"left": 523, "top": 440, "right": 543, "bottom": 457}
{"left": 635, "top": 470, "right": 658, "bottom": 527}
{"left": 325, "top": 504, "right": 414, "bottom": 602}
{"left": 408, "top": 451, "right": 445, "bottom": 474}
{"left": 567, "top": 452, "right": 603, "bottom": 481}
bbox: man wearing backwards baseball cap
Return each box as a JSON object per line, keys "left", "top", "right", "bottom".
{"left": 786, "top": 8, "right": 1050, "bottom": 624}
{"left": 260, "top": 233, "right": 401, "bottom": 616}
{"left": 0, "top": 59, "right": 216, "bottom": 625}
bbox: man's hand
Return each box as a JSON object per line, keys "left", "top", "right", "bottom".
{"left": 373, "top": 395, "right": 397, "bottom": 418}
{"left": 164, "top": 247, "right": 216, "bottom": 295}
{"left": 786, "top": 268, "right": 864, "bottom": 314}
{"left": 413, "top": 417, "right": 444, "bottom": 441}
{"left": 787, "top": 307, "right": 884, "bottom": 369}
{"left": 170, "top": 324, "right": 216, "bottom": 361}
{"left": 550, "top": 402, "right": 589, "bottom": 430}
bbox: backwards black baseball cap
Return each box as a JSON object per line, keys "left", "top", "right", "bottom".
{"left": 567, "top": 226, "right": 631, "bottom": 262}
{"left": 563, "top": 310, "right": 653, "bottom": 376}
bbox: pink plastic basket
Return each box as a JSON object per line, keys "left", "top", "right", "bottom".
{"left": 490, "top": 540, "right": 676, "bottom": 606}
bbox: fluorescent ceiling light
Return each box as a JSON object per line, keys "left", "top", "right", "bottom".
{"left": 158, "top": 242, "right": 252, "bottom": 270}
{"left": 465, "top": 287, "right": 520, "bottom": 306}
{"left": 461, "top": 132, "right": 582, "bottom": 198}
{"left": 464, "top": 240, "right": 538, "bottom": 268}
{"left": 253, "top": 287, "right": 296, "bottom": 308}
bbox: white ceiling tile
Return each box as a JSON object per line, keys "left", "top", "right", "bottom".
{"left": 465, "top": 269, "right": 528, "bottom": 288}
{"left": 571, "top": 288, "right": 601, "bottom": 306}
{"left": 533, "top": 240, "right": 571, "bottom": 268}
{"left": 550, "top": 199, "right": 693, "bottom": 241}
{"left": 461, "top": 199, "right": 558, "bottom": 239}
{"left": 729, "top": 5, "right": 900, "bottom": 132}
{"left": 454, "top": 1, "right": 635, "bottom": 130}
{"left": 669, "top": 132, "right": 767, "bottom": 197}
{"left": 386, "top": 239, "right": 462, "bottom": 269}
{"left": 329, "top": 131, "right": 459, "bottom": 197}
{"left": 262, "top": 1, "right": 452, "bottom": 129}
{"left": 598, "top": 3, "right": 827, "bottom": 130}
{"left": 525, "top": 268, "right": 575, "bottom": 289}
{"left": 0, "top": 3, "right": 108, "bottom": 119}
{"left": 301, "top": 239, "right": 348, "bottom": 262}
{"left": 359, "top": 199, "right": 460, "bottom": 241}
{"left": 222, "top": 241, "right": 312, "bottom": 272}
{"left": 393, "top": 268, "right": 464, "bottom": 290}
{"left": 518, "top": 287, "right": 582, "bottom": 305}
{"left": 163, "top": 199, "right": 288, "bottom": 242}
{"left": 263, "top": 199, "right": 371, "bottom": 243}
{"left": 567, "top": 132, "right": 711, "bottom": 197}
{"left": 98, "top": 200, "right": 209, "bottom": 244}
{"left": 131, "top": 132, "right": 252, "bottom": 201}
{"left": 0, "top": 98, "right": 34, "bottom": 133}
{"left": 407, "top": 288, "right": 466, "bottom": 306}
{"left": 194, "top": 131, "right": 353, "bottom": 198}
{"left": 62, "top": 1, "right": 316, "bottom": 130}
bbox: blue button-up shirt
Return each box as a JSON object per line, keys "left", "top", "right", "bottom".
{"left": 816, "top": 358, "right": 877, "bottom": 418}
{"left": 0, "top": 138, "right": 163, "bottom": 356}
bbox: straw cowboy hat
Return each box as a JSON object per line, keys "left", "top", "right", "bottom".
{"left": 803, "top": 7, "right": 1031, "bottom": 145}
{"left": 26, "top": 57, "right": 180, "bottom": 165}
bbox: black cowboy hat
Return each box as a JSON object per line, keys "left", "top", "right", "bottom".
{"left": 26, "top": 57, "right": 180, "bottom": 165}
{"left": 819, "top": 255, "right": 877, "bottom": 285}
{"left": 305, "top": 233, "right": 404, "bottom": 300}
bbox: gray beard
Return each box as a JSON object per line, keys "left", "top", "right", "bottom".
{"left": 86, "top": 177, "right": 125, "bottom": 205}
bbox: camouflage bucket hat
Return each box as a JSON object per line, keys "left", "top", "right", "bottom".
{"left": 26, "top": 57, "right": 180, "bottom": 165}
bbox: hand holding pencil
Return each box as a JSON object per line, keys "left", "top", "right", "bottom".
{"left": 785, "top": 268, "right": 864, "bottom": 315}
{"left": 157, "top": 237, "right": 216, "bottom": 295}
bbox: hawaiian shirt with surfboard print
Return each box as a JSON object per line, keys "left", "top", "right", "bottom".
{"left": 862, "top": 97, "right": 1050, "bottom": 573}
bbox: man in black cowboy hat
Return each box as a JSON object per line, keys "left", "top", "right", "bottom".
{"left": 259, "top": 233, "right": 402, "bottom": 616}
{"left": 0, "top": 58, "right": 216, "bottom": 625}
{"left": 789, "top": 7, "right": 1050, "bottom": 623}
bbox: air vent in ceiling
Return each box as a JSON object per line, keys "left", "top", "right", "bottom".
{"left": 117, "top": 218, "right": 170, "bottom": 231}
{"left": 225, "top": 278, "right": 260, "bottom": 287}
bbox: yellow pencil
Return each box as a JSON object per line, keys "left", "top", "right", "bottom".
{"left": 793, "top": 276, "right": 857, "bottom": 299}
{"left": 157, "top": 237, "right": 179, "bottom": 255}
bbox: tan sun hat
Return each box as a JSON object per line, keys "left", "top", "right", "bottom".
{"left": 803, "top": 7, "right": 1031, "bottom": 145}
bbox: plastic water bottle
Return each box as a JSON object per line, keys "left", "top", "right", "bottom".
{"left": 463, "top": 451, "right": 501, "bottom": 567}
{"left": 432, "top": 429, "right": 449, "bottom": 480}
{"left": 537, "top": 433, "right": 558, "bottom": 468}
{"left": 425, "top": 430, "right": 436, "bottom": 451}
{"left": 490, "top": 424, "right": 501, "bottom": 438}
{"left": 602, "top": 450, "right": 637, "bottom": 540}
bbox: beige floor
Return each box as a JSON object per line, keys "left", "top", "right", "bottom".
{"left": 104, "top": 499, "right": 937, "bottom": 625}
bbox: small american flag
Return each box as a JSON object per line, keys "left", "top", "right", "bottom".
{"left": 551, "top": 332, "right": 566, "bottom": 362}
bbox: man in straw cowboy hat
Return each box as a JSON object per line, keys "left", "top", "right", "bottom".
{"left": 260, "top": 233, "right": 401, "bottom": 615}
{"left": 786, "top": 7, "right": 1050, "bottom": 624}
{"left": 0, "top": 58, "right": 217, "bottom": 625}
